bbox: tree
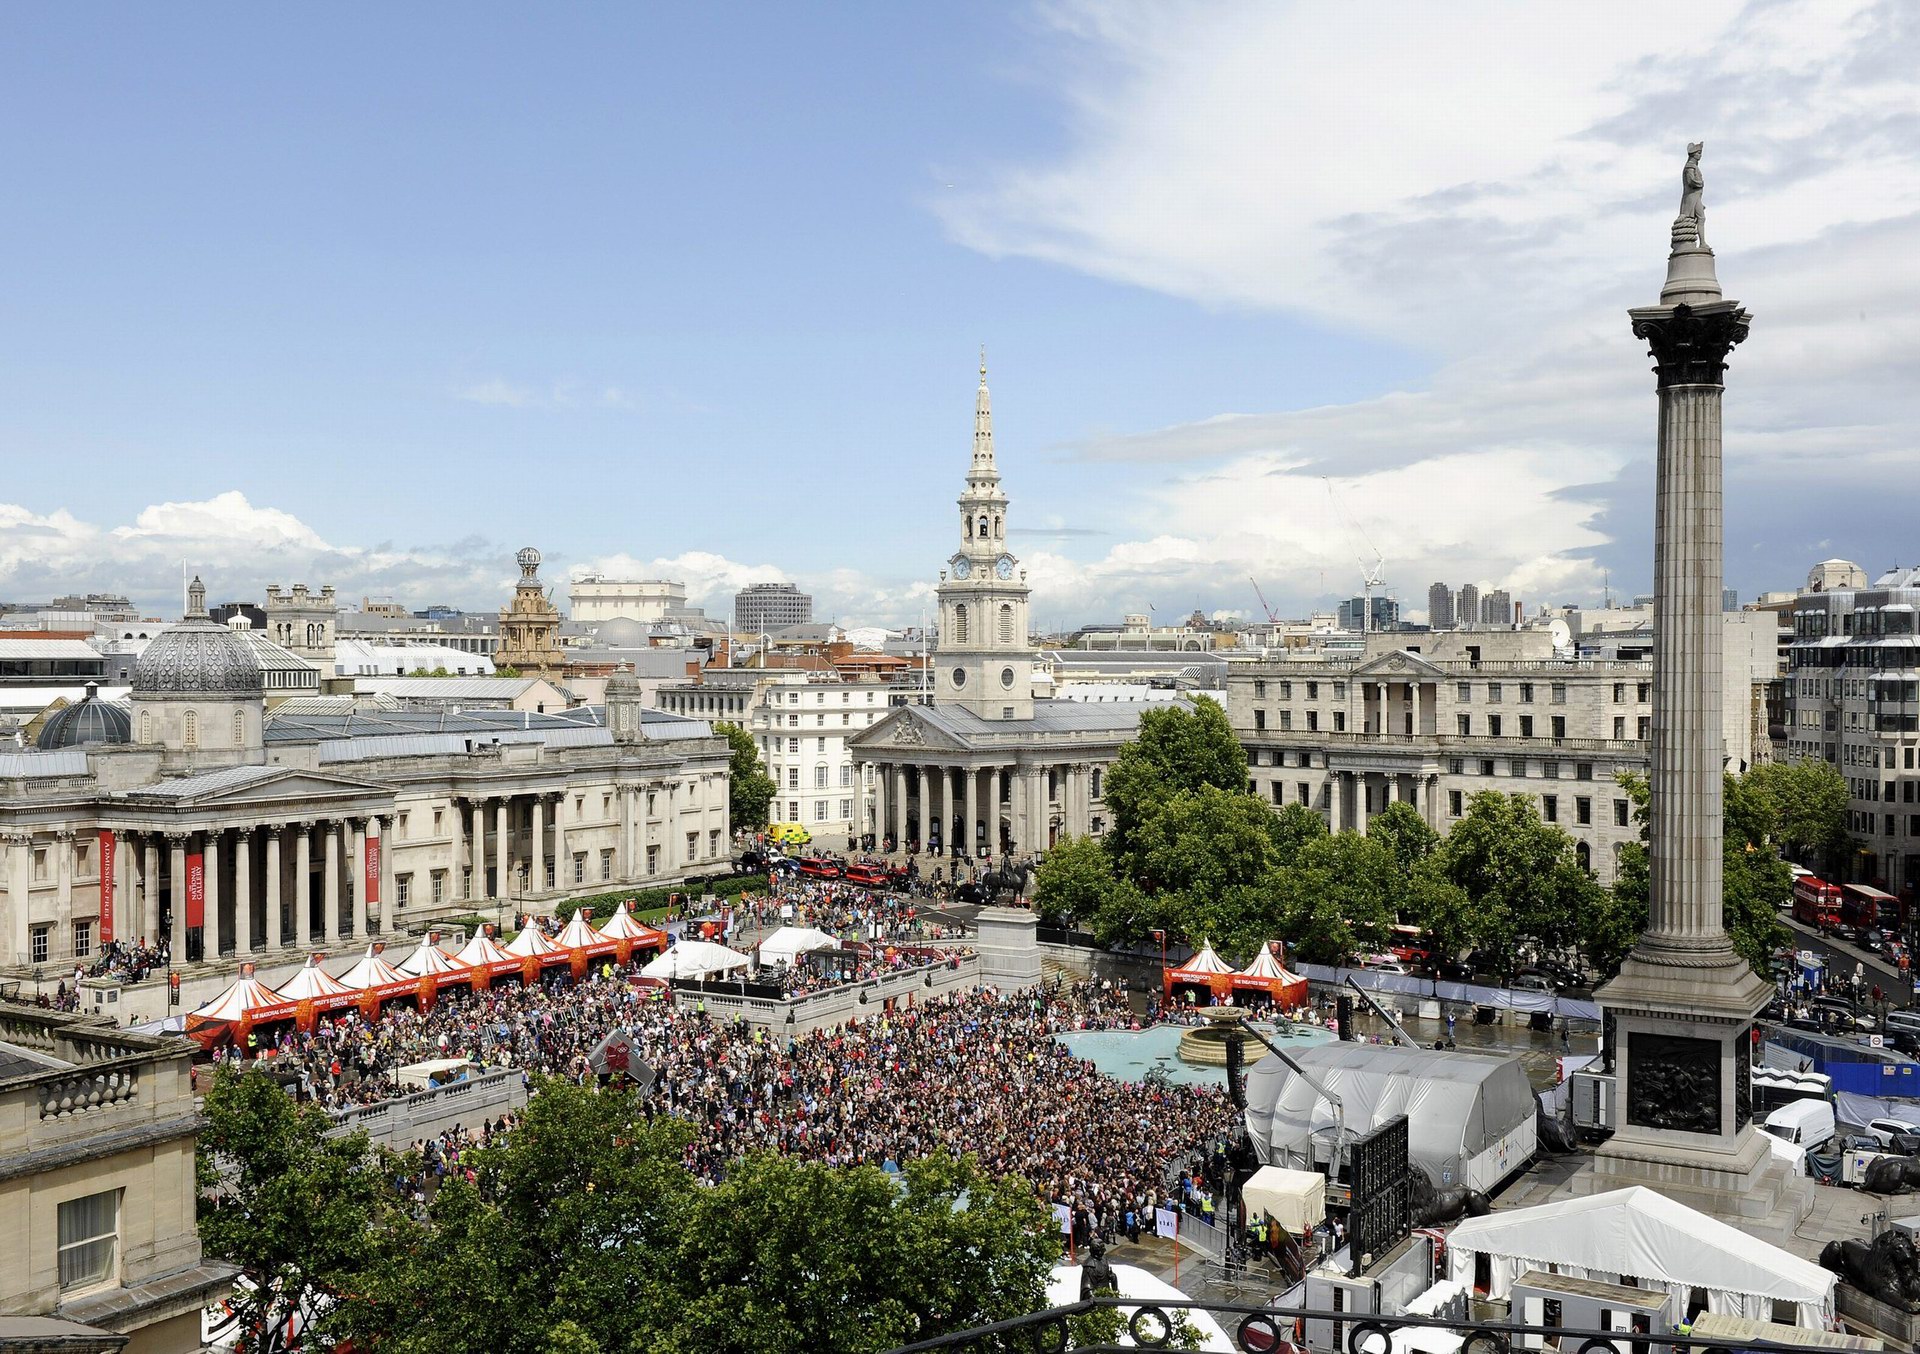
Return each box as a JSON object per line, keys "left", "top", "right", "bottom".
{"left": 1601, "top": 771, "right": 1789, "bottom": 982}
{"left": 1435, "top": 791, "right": 1603, "bottom": 975}
{"left": 342, "top": 1080, "right": 1060, "bottom": 1354}
{"left": 1031, "top": 833, "right": 1119, "bottom": 927}
{"left": 1133, "top": 784, "right": 1286, "bottom": 905}
{"left": 1264, "top": 832, "right": 1398, "bottom": 965}
{"left": 1270, "top": 801, "right": 1329, "bottom": 867}
{"left": 1744, "top": 757, "right": 1852, "bottom": 871}
{"left": 197, "top": 1066, "right": 398, "bottom": 1351}
{"left": 1100, "top": 697, "right": 1247, "bottom": 869}
{"left": 715, "top": 720, "right": 776, "bottom": 831}
{"left": 1369, "top": 802, "right": 1440, "bottom": 882}
{"left": 495, "top": 665, "right": 521, "bottom": 678}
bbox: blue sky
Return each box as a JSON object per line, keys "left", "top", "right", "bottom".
{"left": 2, "top": 3, "right": 1916, "bottom": 624}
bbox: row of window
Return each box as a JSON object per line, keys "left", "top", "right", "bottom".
{"left": 1248, "top": 677, "right": 1643, "bottom": 705}
{"left": 775, "top": 711, "right": 880, "bottom": 728}
{"left": 781, "top": 765, "right": 858, "bottom": 790}
{"left": 772, "top": 688, "right": 884, "bottom": 705}
{"left": 785, "top": 799, "right": 858, "bottom": 823}
{"left": 1852, "top": 812, "right": 1920, "bottom": 839}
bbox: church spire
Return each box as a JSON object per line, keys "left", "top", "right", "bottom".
{"left": 972, "top": 348, "right": 995, "bottom": 477}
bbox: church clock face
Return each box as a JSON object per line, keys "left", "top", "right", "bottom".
{"left": 950, "top": 556, "right": 971, "bottom": 580}
{"left": 996, "top": 555, "right": 1016, "bottom": 580}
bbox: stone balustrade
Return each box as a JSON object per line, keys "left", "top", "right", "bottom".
{"left": 37, "top": 1067, "right": 140, "bottom": 1121}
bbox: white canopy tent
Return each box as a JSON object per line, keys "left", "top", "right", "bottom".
{"left": 758, "top": 926, "right": 841, "bottom": 967}
{"left": 336, "top": 945, "right": 408, "bottom": 990}
{"left": 1444, "top": 1187, "right": 1835, "bottom": 1329}
{"left": 641, "top": 940, "right": 751, "bottom": 980}
{"left": 1045, "top": 1263, "right": 1233, "bottom": 1351}
{"left": 397, "top": 937, "right": 468, "bottom": 978}
{"left": 1241, "top": 1165, "right": 1326, "bottom": 1233}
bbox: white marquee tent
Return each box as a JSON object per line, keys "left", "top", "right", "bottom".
{"left": 641, "top": 939, "right": 750, "bottom": 981}
{"left": 1444, "top": 1187, "right": 1835, "bottom": 1329}
{"left": 758, "top": 926, "right": 840, "bottom": 967}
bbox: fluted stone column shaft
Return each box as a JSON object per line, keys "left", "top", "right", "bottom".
{"left": 531, "top": 798, "right": 546, "bottom": 892}
{"left": 265, "top": 830, "right": 283, "bottom": 950}
{"left": 965, "top": 769, "right": 980, "bottom": 859}
{"left": 1648, "top": 383, "right": 1727, "bottom": 947}
{"left": 1354, "top": 775, "right": 1369, "bottom": 836}
{"left": 169, "top": 837, "right": 187, "bottom": 952}
{"left": 295, "top": 829, "right": 312, "bottom": 943}
{"left": 378, "top": 815, "right": 394, "bottom": 929}
{"left": 324, "top": 823, "right": 341, "bottom": 944}
{"left": 469, "top": 800, "right": 486, "bottom": 900}
{"left": 554, "top": 798, "right": 569, "bottom": 890}
{"left": 1329, "top": 771, "right": 1343, "bottom": 832}
{"left": 493, "top": 799, "right": 509, "bottom": 902}
{"left": 143, "top": 838, "right": 160, "bottom": 946}
{"left": 234, "top": 830, "right": 253, "bottom": 952}
{"left": 893, "top": 767, "right": 908, "bottom": 849}
{"left": 349, "top": 820, "right": 367, "bottom": 938}
{"left": 204, "top": 832, "right": 223, "bottom": 959}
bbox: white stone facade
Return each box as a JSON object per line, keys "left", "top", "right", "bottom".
{"left": 752, "top": 675, "right": 890, "bottom": 840}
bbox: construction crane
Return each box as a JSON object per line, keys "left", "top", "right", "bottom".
{"left": 1324, "top": 478, "right": 1387, "bottom": 634}
{"left": 1248, "top": 576, "right": 1281, "bottom": 625}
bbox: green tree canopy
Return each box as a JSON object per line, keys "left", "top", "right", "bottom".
{"left": 1743, "top": 757, "right": 1852, "bottom": 871}
{"left": 1435, "top": 791, "right": 1603, "bottom": 975}
{"left": 197, "top": 1066, "right": 399, "bottom": 1350}
{"left": 1100, "top": 696, "right": 1246, "bottom": 868}
{"left": 715, "top": 720, "right": 776, "bottom": 831}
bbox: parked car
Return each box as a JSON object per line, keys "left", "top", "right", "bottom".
{"left": 1866, "top": 1116, "right": 1920, "bottom": 1149}
{"left": 841, "top": 864, "right": 892, "bottom": 890}
{"left": 1511, "top": 972, "right": 1556, "bottom": 994}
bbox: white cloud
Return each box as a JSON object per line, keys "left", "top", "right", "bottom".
{"left": 454, "top": 378, "right": 639, "bottom": 411}
{"left": 940, "top": 0, "right": 1920, "bottom": 615}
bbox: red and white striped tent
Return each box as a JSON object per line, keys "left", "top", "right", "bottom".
{"left": 336, "top": 944, "right": 418, "bottom": 1013}
{"left": 394, "top": 934, "right": 473, "bottom": 1005}
{"left": 1234, "top": 941, "right": 1308, "bottom": 1010}
{"left": 594, "top": 901, "right": 669, "bottom": 963}
{"left": 275, "top": 955, "right": 359, "bottom": 1024}
{"left": 1163, "top": 939, "right": 1236, "bottom": 1000}
{"left": 453, "top": 929, "right": 521, "bottom": 987}
{"left": 184, "top": 967, "right": 297, "bottom": 1049}
{"left": 555, "top": 909, "right": 620, "bottom": 975}
{"left": 505, "top": 916, "right": 571, "bottom": 981}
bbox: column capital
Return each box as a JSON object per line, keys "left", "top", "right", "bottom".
{"left": 1629, "top": 300, "right": 1750, "bottom": 390}
{"left": 164, "top": 830, "right": 193, "bottom": 845}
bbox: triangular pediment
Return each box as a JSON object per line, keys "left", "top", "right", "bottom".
{"left": 1352, "top": 649, "right": 1445, "bottom": 680}
{"left": 847, "top": 707, "right": 969, "bottom": 753}
{"left": 127, "top": 765, "right": 393, "bottom": 808}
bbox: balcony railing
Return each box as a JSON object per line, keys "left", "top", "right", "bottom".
{"left": 884, "top": 1299, "right": 1847, "bottom": 1354}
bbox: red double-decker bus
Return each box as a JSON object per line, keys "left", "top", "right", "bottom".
{"left": 1792, "top": 875, "right": 1844, "bottom": 929}
{"left": 1843, "top": 882, "right": 1899, "bottom": 931}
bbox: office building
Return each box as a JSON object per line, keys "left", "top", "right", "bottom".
{"left": 734, "top": 583, "right": 813, "bottom": 634}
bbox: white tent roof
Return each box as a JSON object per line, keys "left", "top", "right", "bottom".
{"left": 1241, "top": 1165, "right": 1325, "bottom": 1232}
{"left": 596, "top": 901, "right": 658, "bottom": 942}
{"left": 454, "top": 932, "right": 515, "bottom": 968}
{"left": 336, "top": 945, "right": 408, "bottom": 990}
{"left": 1445, "top": 1187, "right": 1835, "bottom": 1308}
{"left": 759, "top": 926, "right": 840, "bottom": 967}
{"left": 397, "top": 937, "right": 468, "bottom": 977}
{"left": 190, "top": 974, "right": 287, "bottom": 1022}
{"left": 1044, "top": 1264, "right": 1232, "bottom": 1351}
{"left": 504, "top": 919, "right": 563, "bottom": 958}
{"left": 277, "top": 956, "right": 354, "bottom": 1000}
{"left": 1240, "top": 942, "right": 1301, "bottom": 982}
{"left": 641, "top": 939, "right": 750, "bottom": 980}
{"left": 1172, "top": 941, "right": 1233, "bottom": 976}
{"left": 555, "top": 909, "right": 608, "bottom": 949}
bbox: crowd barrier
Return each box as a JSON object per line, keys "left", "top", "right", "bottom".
{"left": 1292, "top": 962, "right": 1602, "bottom": 1023}
{"left": 685, "top": 956, "right": 982, "bottom": 1035}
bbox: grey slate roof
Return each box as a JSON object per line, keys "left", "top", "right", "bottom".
{"left": 131, "top": 765, "right": 286, "bottom": 800}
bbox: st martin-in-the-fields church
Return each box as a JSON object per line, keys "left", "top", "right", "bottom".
{"left": 851, "top": 360, "right": 1185, "bottom": 860}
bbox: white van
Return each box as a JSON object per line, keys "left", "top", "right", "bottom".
{"left": 1763, "top": 1098, "right": 1836, "bottom": 1151}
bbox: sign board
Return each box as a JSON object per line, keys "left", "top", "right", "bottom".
{"left": 364, "top": 835, "right": 381, "bottom": 905}
{"left": 587, "top": 1027, "right": 657, "bottom": 1091}
{"left": 184, "top": 852, "right": 206, "bottom": 929}
{"left": 1871, "top": 1034, "right": 1886, "bottom": 1049}
{"left": 97, "top": 830, "right": 116, "bottom": 945}
{"left": 1154, "top": 1206, "right": 1179, "bottom": 1240}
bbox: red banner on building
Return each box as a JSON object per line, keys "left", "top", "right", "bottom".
{"left": 98, "top": 830, "right": 116, "bottom": 945}
{"left": 185, "top": 852, "right": 205, "bottom": 929}
{"left": 364, "top": 834, "right": 380, "bottom": 906}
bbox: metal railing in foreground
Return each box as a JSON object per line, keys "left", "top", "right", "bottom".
{"left": 884, "top": 1300, "right": 1853, "bottom": 1354}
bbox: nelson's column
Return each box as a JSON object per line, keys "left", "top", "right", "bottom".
{"left": 1579, "top": 144, "right": 1811, "bottom": 1237}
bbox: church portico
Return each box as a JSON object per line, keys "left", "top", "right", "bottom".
{"left": 849, "top": 361, "right": 1191, "bottom": 871}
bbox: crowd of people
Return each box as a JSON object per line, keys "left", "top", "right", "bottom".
{"left": 233, "top": 967, "right": 1235, "bottom": 1222}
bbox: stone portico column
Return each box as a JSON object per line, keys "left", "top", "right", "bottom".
{"left": 143, "top": 837, "right": 160, "bottom": 947}
{"left": 54, "top": 831, "right": 74, "bottom": 954}
{"left": 323, "top": 822, "right": 342, "bottom": 944}
{"left": 168, "top": 835, "right": 188, "bottom": 955}
{"left": 531, "top": 797, "right": 546, "bottom": 892}
{"left": 493, "top": 799, "right": 509, "bottom": 903}
{"left": 295, "top": 827, "right": 312, "bottom": 944}
{"left": 265, "top": 829, "right": 283, "bottom": 950}
{"left": 234, "top": 829, "right": 253, "bottom": 952}
{"left": 1354, "top": 775, "right": 1369, "bottom": 836}
{"left": 893, "top": 766, "right": 907, "bottom": 850}
{"left": 203, "top": 831, "right": 223, "bottom": 959}
{"left": 553, "top": 796, "right": 569, "bottom": 892}
{"left": 965, "top": 767, "right": 980, "bottom": 859}
{"left": 990, "top": 766, "right": 1006, "bottom": 851}
{"left": 348, "top": 819, "right": 366, "bottom": 939}
{"left": 378, "top": 815, "right": 394, "bottom": 929}
{"left": 469, "top": 799, "right": 486, "bottom": 901}
{"left": 1329, "top": 771, "right": 1343, "bottom": 832}
{"left": 1376, "top": 683, "right": 1389, "bottom": 740}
